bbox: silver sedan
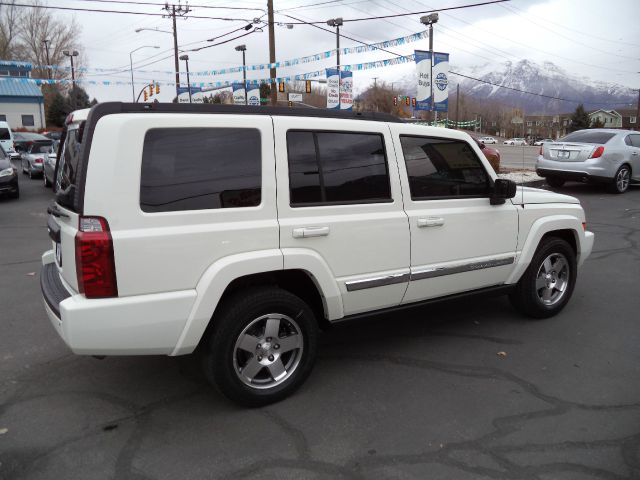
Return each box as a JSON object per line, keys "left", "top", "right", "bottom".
{"left": 21, "top": 142, "right": 54, "bottom": 179}
{"left": 536, "top": 129, "right": 640, "bottom": 193}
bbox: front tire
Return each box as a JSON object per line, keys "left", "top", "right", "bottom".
{"left": 609, "top": 165, "right": 630, "bottom": 194}
{"left": 510, "top": 237, "right": 577, "bottom": 319}
{"left": 202, "top": 287, "right": 318, "bottom": 407}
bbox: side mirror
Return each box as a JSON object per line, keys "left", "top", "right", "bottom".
{"left": 490, "top": 179, "right": 517, "bottom": 205}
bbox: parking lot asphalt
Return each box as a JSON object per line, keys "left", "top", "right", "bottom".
{"left": 1, "top": 161, "right": 639, "bottom": 480}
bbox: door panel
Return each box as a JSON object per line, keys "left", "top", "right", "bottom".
{"left": 274, "top": 118, "right": 410, "bottom": 316}
{"left": 389, "top": 125, "right": 519, "bottom": 304}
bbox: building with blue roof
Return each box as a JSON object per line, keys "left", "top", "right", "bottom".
{"left": 0, "top": 60, "right": 45, "bottom": 130}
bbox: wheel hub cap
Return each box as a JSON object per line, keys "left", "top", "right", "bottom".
{"left": 535, "top": 253, "right": 570, "bottom": 306}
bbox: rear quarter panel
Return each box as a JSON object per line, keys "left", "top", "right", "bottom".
{"left": 82, "top": 113, "right": 279, "bottom": 297}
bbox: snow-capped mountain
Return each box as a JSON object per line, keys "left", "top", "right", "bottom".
{"left": 394, "top": 59, "right": 636, "bottom": 114}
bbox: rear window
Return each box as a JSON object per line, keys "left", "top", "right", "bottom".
{"left": 0, "top": 128, "right": 10, "bottom": 140}
{"left": 31, "top": 143, "right": 53, "bottom": 153}
{"left": 560, "top": 131, "right": 616, "bottom": 144}
{"left": 140, "top": 128, "right": 261, "bottom": 212}
{"left": 56, "top": 126, "right": 83, "bottom": 198}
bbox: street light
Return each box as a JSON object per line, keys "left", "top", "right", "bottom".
{"left": 420, "top": 13, "right": 439, "bottom": 118}
{"left": 62, "top": 50, "right": 79, "bottom": 88}
{"left": 179, "top": 54, "right": 191, "bottom": 103}
{"left": 327, "top": 17, "right": 343, "bottom": 108}
{"left": 129, "top": 45, "right": 160, "bottom": 102}
{"left": 136, "top": 27, "right": 180, "bottom": 97}
{"left": 235, "top": 44, "right": 247, "bottom": 106}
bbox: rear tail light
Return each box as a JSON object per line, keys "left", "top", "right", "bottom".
{"left": 35, "top": 157, "right": 43, "bottom": 164}
{"left": 582, "top": 222, "right": 587, "bottom": 231}
{"left": 589, "top": 146, "right": 604, "bottom": 159}
{"left": 75, "top": 216, "right": 118, "bottom": 298}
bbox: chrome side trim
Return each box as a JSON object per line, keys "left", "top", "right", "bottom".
{"left": 345, "top": 272, "right": 410, "bottom": 292}
{"left": 411, "top": 257, "right": 515, "bottom": 281}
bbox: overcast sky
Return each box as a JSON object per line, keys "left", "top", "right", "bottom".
{"left": 45, "top": 0, "right": 640, "bottom": 102}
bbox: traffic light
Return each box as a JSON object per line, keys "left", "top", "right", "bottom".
{"left": 412, "top": 97, "right": 416, "bottom": 107}
{"left": 393, "top": 96, "right": 397, "bottom": 106}
{"left": 143, "top": 90, "right": 148, "bottom": 101}
{"left": 305, "top": 80, "right": 311, "bottom": 93}
{"left": 155, "top": 83, "right": 160, "bottom": 95}
{"left": 405, "top": 96, "right": 410, "bottom": 106}
{"left": 149, "top": 84, "right": 154, "bottom": 97}
{"left": 278, "top": 81, "right": 285, "bottom": 92}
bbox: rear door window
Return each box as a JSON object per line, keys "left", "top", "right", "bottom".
{"left": 560, "top": 131, "right": 616, "bottom": 144}
{"left": 140, "top": 128, "right": 261, "bottom": 212}
{"left": 55, "top": 126, "right": 83, "bottom": 200}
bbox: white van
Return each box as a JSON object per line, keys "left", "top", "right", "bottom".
{"left": 0, "top": 121, "right": 16, "bottom": 158}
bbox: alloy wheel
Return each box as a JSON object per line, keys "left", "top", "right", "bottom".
{"left": 535, "top": 253, "right": 570, "bottom": 306}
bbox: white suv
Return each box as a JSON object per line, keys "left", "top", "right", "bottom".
{"left": 41, "top": 103, "right": 594, "bottom": 406}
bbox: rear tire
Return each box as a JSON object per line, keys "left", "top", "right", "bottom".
{"left": 608, "top": 165, "right": 630, "bottom": 194}
{"left": 510, "top": 237, "right": 577, "bottom": 319}
{"left": 546, "top": 177, "right": 565, "bottom": 188}
{"left": 201, "top": 286, "right": 318, "bottom": 407}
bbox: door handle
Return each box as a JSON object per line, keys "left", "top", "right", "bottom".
{"left": 632, "top": 152, "right": 639, "bottom": 156}
{"left": 292, "top": 226, "right": 330, "bottom": 238}
{"left": 417, "top": 217, "right": 445, "bottom": 228}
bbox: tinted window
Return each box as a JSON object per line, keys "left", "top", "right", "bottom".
{"left": 56, "top": 126, "right": 82, "bottom": 194}
{"left": 287, "top": 130, "right": 391, "bottom": 206}
{"left": 560, "top": 131, "right": 616, "bottom": 144}
{"left": 0, "top": 115, "right": 6, "bottom": 122}
{"left": 400, "top": 136, "right": 491, "bottom": 199}
{"left": 140, "top": 128, "right": 261, "bottom": 212}
{"left": 31, "top": 143, "right": 53, "bottom": 153}
{"left": 21, "top": 115, "right": 34, "bottom": 127}
{"left": 0, "top": 128, "right": 9, "bottom": 140}
{"left": 628, "top": 135, "right": 640, "bottom": 148}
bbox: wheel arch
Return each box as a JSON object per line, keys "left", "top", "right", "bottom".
{"left": 170, "top": 249, "right": 342, "bottom": 356}
{"left": 507, "top": 215, "right": 585, "bottom": 285}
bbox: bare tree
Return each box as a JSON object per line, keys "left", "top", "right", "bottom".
{"left": 0, "top": 1, "right": 24, "bottom": 59}
{"left": 18, "top": 1, "right": 82, "bottom": 82}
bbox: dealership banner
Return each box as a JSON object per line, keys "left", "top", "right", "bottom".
{"left": 414, "top": 50, "right": 431, "bottom": 111}
{"left": 232, "top": 82, "right": 246, "bottom": 104}
{"left": 339, "top": 70, "right": 353, "bottom": 110}
{"left": 326, "top": 68, "right": 340, "bottom": 109}
{"left": 433, "top": 52, "right": 449, "bottom": 112}
{"left": 246, "top": 81, "right": 261, "bottom": 106}
{"left": 177, "top": 86, "right": 202, "bottom": 103}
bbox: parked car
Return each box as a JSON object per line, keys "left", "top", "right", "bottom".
{"left": 0, "top": 121, "right": 19, "bottom": 160}
{"left": 533, "top": 138, "right": 554, "bottom": 146}
{"left": 0, "top": 144, "right": 18, "bottom": 199}
{"left": 41, "top": 103, "right": 594, "bottom": 406}
{"left": 471, "top": 135, "right": 501, "bottom": 172}
{"left": 13, "top": 131, "right": 51, "bottom": 159}
{"left": 479, "top": 136, "right": 497, "bottom": 144}
{"left": 21, "top": 140, "right": 53, "bottom": 179}
{"left": 536, "top": 128, "right": 640, "bottom": 193}
{"left": 43, "top": 131, "right": 62, "bottom": 141}
{"left": 43, "top": 140, "right": 59, "bottom": 188}
{"left": 503, "top": 138, "right": 528, "bottom": 146}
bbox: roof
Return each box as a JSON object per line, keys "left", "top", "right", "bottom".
{"left": 0, "top": 78, "right": 43, "bottom": 98}
{"left": 0, "top": 60, "right": 32, "bottom": 70}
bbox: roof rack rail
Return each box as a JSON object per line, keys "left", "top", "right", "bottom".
{"left": 89, "top": 102, "right": 403, "bottom": 123}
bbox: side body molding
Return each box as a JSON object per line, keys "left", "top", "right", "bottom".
{"left": 506, "top": 214, "right": 588, "bottom": 285}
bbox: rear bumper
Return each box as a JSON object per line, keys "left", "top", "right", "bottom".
{"left": 536, "top": 157, "right": 617, "bottom": 182}
{"left": 40, "top": 252, "right": 197, "bottom": 355}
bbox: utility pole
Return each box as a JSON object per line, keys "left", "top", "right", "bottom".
{"left": 327, "top": 18, "right": 343, "bottom": 109}
{"left": 636, "top": 89, "right": 640, "bottom": 132}
{"left": 372, "top": 77, "right": 378, "bottom": 88}
{"left": 268, "top": 0, "right": 277, "bottom": 106}
{"left": 455, "top": 83, "right": 459, "bottom": 129}
{"left": 42, "top": 39, "right": 52, "bottom": 79}
{"left": 163, "top": 3, "right": 190, "bottom": 98}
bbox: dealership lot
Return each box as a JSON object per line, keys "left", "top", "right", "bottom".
{"left": 1, "top": 163, "right": 639, "bottom": 480}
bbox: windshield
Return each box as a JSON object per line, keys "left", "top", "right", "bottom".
{"left": 560, "top": 131, "right": 616, "bottom": 144}
{"left": 0, "top": 128, "right": 10, "bottom": 140}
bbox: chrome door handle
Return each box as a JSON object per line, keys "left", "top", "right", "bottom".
{"left": 417, "top": 217, "right": 445, "bottom": 228}
{"left": 292, "top": 226, "right": 330, "bottom": 238}
{"left": 632, "top": 152, "right": 639, "bottom": 156}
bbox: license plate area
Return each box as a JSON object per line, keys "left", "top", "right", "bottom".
{"left": 558, "top": 150, "right": 570, "bottom": 159}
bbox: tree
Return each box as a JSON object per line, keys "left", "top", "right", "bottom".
{"left": 46, "top": 90, "right": 69, "bottom": 127}
{"left": 569, "top": 104, "right": 591, "bottom": 132}
{"left": 259, "top": 83, "right": 270, "bottom": 105}
{"left": 0, "top": 1, "right": 23, "bottom": 59}
{"left": 590, "top": 117, "right": 604, "bottom": 128}
{"left": 68, "top": 85, "right": 91, "bottom": 111}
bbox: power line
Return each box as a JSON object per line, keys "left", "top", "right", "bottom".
{"left": 76, "top": 0, "right": 266, "bottom": 13}
{"left": 281, "top": 0, "right": 511, "bottom": 24}
{"left": 0, "top": 2, "right": 251, "bottom": 21}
